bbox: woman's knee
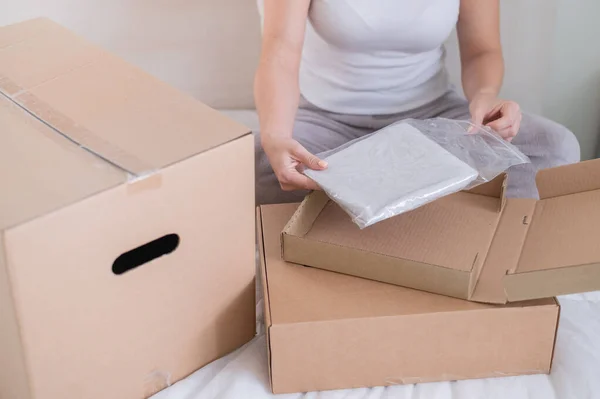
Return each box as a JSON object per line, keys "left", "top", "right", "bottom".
{"left": 550, "top": 122, "right": 581, "bottom": 165}
{"left": 522, "top": 115, "right": 581, "bottom": 167}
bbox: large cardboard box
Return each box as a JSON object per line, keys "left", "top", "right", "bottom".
{"left": 282, "top": 161, "right": 600, "bottom": 303}
{"left": 259, "top": 203, "right": 560, "bottom": 394}
{"left": 0, "top": 19, "right": 255, "bottom": 399}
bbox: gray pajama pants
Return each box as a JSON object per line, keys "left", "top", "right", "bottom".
{"left": 255, "top": 91, "right": 581, "bottom": 205}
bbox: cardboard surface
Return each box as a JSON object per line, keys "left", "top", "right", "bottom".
{"left": 0, "top": 18, "right": 255, "bottom": 399}
{"left": 307, "top": 194, "right": 499, "bottom": 272}
{"left": 260, "top": 204, "right": 559, "bottom": 394}
{"left": 0, "top": 234, "right": 31, "bottom": 399}
{"left": 0, "top": 95, "right": 125, "bottom": 230}
{"left": 0, "top": 17, "right": 249, "bottom": 229}
{"left": 282, "top": 159, "right": 600, "bottom": 303}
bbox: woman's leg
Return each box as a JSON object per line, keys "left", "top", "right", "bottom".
{"left": 423, "top": 92, "right": 581, "bottom": 198}
{"left": 502, "top": 114, "right": 581, "bottom": 197}
{"left": 255, "top": 98, "right": 371, "bottom": 205}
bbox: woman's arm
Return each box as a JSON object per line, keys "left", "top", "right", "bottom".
{"left": 255, "top": 0, "right": 326, "bottom": 191}
{"left": 457, "top": 0, "right": 503, "bottom": 101}
{"left": 457, "top": 0, "right": 522, "bottom": 140}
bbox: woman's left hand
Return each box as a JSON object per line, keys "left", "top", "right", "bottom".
{"left": 469, "top": 92, "right": 522, "bottom": 142}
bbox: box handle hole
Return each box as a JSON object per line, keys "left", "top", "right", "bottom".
{"left": 112, "top": 234, "right": 180, "bottom": 275}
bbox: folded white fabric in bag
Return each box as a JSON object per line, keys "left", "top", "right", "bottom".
{"left": 305, "top": 122, "right": 479, "bottom": 229}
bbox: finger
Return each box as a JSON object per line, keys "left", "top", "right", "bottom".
{"left": 512, "top": 114, "right": 523, "bottom": 137}
{"left": 496, "top": 124, "right": 519, "bottom": 141}
{"left": 489, "top": 102, "right": 520, "bottom": 128}
{"left": 291, "top": 143, "right": 328, "bottom": 170}
{"left": 504, "top": 101, "right": 521, "bottom": 118}
{"left": 492, "top": 110, "right": 522, "bottom": 139}
{"left": 487, "top": 115, "right": 514, "bottom": 132}
{"left": 279, "top": 171, "right": 320, "bottom": 191}
{"left": 482, "top": 103, "right": 504, "bottom": 125}
{"left": 468, "top": 104, "right": 486, "bottom": 132}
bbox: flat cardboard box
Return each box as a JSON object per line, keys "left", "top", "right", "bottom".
{"left": 259, "top": 203, "right": 560, "bottom": 394}
{"left": 282, "top": 159, "right": 600, "bottom": 303}
{"left": 0, "top": 18, "right": 255, "bottom": 399}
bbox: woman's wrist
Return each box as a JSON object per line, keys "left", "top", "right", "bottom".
{"left": 260, "top": 129, "right": 292, "bottom": 146}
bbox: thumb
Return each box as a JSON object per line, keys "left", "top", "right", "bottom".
{"left": 469, "top": 103, "right": 486, "bottom": 126}
{"left": 292, "top": 143, "right": 328, "bottom": 171}
{"left": 468, "top": 103, "right": 486, "bottom": 133}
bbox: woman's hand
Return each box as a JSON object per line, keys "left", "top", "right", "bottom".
{"left": 262, "top": 136, "right": 327, "bottom": 191}
{"left": 469, "top": 91, "right": 522, "bottom": 141}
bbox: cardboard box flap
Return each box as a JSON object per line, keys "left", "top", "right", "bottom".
{"left": 467, "top": 173, "right": 506, "bottom": 199}
{"left": 536, "top": 158, "right": 600, "bottom": 199}
{"left": 282, "top": 191, "right": 329, "bottom": 237}
{"left": 0, "top": 18, "right": 251, "bottom": 176}
{"left": 0, "top": 95, "right": 125, "bottom": 231}
{"left": 503, "top": 159, "right": 600, "bottom": 301}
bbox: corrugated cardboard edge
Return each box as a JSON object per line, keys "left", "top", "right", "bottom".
{"left": 504, "top": 262, "right": 600, "bottom": 302}
{"left": 536, "top": 158, "right": 600, "bottom": 199}
{"left": 257, "top": 207, "right": 274, "bottom": 391}
{"left": 548, "top": 297, "right": 561, "bottom": 372}
{"left": 468, "top": 252, "right": 484, "bottom": 299}
{"left": 281, "top": 190, "right": 329, "bottom": 259}
{"left": 470, "top": 198, "right": 537, "bottom": 304}
{"left": 0, "top": 232, "right": 33, "bottom": 399}
{"left": 467, "top": 173, "right": 507, "bottom": 212}
{"left": 282, "top": 191, "right": 329, "bottom": 235}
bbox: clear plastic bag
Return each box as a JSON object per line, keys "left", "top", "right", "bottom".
{"left": 304, "top": 118, "right": 530, "bottom": 229}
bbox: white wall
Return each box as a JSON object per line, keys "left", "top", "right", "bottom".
{"left": 542, "top": 1, "right": 600, "bottom": 159}
{"left": 0, "top": 0, "right": 262, "bottom": 109}
{"left": 1, "top": 0, "right": 599, "bottom": 158}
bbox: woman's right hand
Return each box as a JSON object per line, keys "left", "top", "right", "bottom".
{"left": 262, "top": 136, "right": 327, "bottom": 191}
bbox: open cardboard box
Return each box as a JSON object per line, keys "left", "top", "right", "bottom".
{"left": 282, "top": 159, "right": 600, "bottom": 303}
{"left": 0, "top": 18, "right": 255, "bottom": 399}
{"left": 260, "top": 203, "right": 560, "bottom": 394}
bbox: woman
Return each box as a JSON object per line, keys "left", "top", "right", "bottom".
{"left": 254, "top": 0, "right": 580, "bottom": 205}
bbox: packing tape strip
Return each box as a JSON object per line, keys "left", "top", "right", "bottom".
{"left": 126, "top": 172, "right": 163, "bottom": 195}
{"left": 0, "top": 75, "right": 23, "bottom": 96}
{"left": 0, "top": 75, "right": 157, "bottom": 180}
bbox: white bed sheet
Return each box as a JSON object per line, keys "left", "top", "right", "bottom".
{"left": 151, "top": 111, "right": 600, "bottom": 399}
